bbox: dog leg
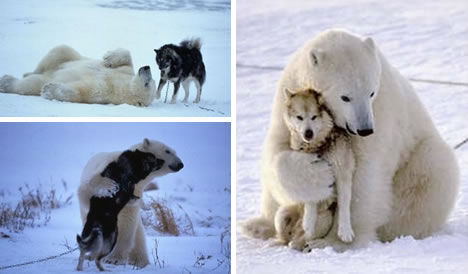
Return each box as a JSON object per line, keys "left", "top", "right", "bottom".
{"left": 156, "top": 79, "right": 166, "bottom": 100}
{"left": 194, "top": 80, "right": 202, "bottom": 103}
{"left": 182, "top": 80, "right": 190, "bottom": 103}
{"left": 95, "top": 256, "right": 105, "bottom": 271}
{"left": 76, "top": 249, "right": 85, "bottom": 271}
{"left": 170, "top": 80, "right": 180, "bottom": 104}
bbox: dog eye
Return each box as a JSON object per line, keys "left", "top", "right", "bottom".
{"left": 341, "top": 96, "right": 351, "bottom": 102}
{"left": 370, "top": 92, "right": 375, "bottom": 98}
{"left": 296, "top": 116, "right": 303, "bottom": 121}
{"left": 311, "top": 116, "right": 317, "bottom": 120}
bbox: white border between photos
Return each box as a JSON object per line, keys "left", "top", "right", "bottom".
{"left": 0, "top": 0, "right": 237, "bottom": 272}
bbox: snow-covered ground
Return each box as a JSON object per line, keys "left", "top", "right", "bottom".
{"left": 236, "top": 0, "right": 468, "bottom": 273}
{"left": 0, "top": 123, "right": 231, "bottom": 273}
{"left": 0, "top": 0, "right": 230, "bottom": 117}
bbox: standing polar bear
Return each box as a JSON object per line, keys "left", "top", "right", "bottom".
{"left": 78, "top": 138, "right": 184, "bottom": 268}
{"left": 241, "top": 29, "right": 459, "bottom": 251}
{"left": 0, "top": 45, "right": 156, "bottom": 106}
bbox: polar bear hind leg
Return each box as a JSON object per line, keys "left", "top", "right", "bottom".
{"left": 239, "top": 188, "right": 278, "bottom": 239}
{"left": 33, "top": 45, "right": 81, "bottom": 74}
{"left": 40, "top": 82, "right": 78, "bottom": 102}
{"left": 377, "top": 137, "right": 459, "bottom": 242}
{"left": 0, "top": 74, "right": 46, "bottom": 95}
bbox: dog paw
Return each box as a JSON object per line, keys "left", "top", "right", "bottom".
{"left": 338, "top": 226, "right": 354, "bottom": 243}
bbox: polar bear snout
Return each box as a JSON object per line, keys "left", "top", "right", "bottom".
{"left": 169, "top": 160, "right": 184, "bottom": 172}
{"left": 357, "top": 128, "right": 374, "bottom": 137}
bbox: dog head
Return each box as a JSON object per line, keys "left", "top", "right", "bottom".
{"left": 154, "top": 46, "right": 181, "bottom": 78}
{"left": 283, "top": 88, "right": 334, "bottom": 145}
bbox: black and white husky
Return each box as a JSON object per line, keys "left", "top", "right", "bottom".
{"left": 76, "top": 149, "right": 164, "bottom": 271}
{"left": 154, "top": 38, "right": 206, "bottom": 104}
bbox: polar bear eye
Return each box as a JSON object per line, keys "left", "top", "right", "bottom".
{"left": 165, "top": 150, "right": 171, "bottom": 154}
{"left": 296, "top": 116, "right": 303, "bottom": 121}
{"left": 370, "top": 92, "right": 375, "bottom": 98}
{"left": 341, "top": 96, "right": 351, "bottom": 102}
{"left": 311, "top": 115, "right": 317, "bottom": 121}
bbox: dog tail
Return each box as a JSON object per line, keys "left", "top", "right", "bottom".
{"left": 180, "top": 38, "right": 202, "bottom": 50}
{"left": 77, "top": 227, "right": 102, "bottom": 250}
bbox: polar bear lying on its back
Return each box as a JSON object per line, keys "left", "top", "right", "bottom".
{"left": 0, "top": 45, "right": 156, "bottom": 106}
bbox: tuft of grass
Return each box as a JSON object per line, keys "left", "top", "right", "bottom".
{"left": 152, "top": 238, "right": 166, "bottom": 268}
{"left": 0, "top": 182, "right": 73, "bottom": 233}
{"left": 147, "top": 198, "right": 180, "bottom": 236}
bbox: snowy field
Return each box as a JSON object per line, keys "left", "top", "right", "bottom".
{"left": 236, "top": 0, "right": 468, "bottom": 273}
{"left": 0, "top": 0, "right": 230, "bottom": 117}
{"left": 0, "top": 123, "right": 230, "bottom": 273}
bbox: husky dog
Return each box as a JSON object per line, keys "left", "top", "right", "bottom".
{"left": 76, "top": 149, "right": 165, "bottom": 271}
{"left": 276, "top": 88, "right": 355, "bottom": 250}
{"left": 154, "top": 38, "right": 206, "bottom": 104}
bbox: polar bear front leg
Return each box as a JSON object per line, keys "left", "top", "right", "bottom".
{"left": 106, "top": 205, "right": 139, "bottom": 265}
{"left": 273, "top": 150, "right": 335, "bottom": 202}
{"left": 102, "top": 48, "right": 133, "bottom": 68}
{"left": 128, "top": 217, "right": 150, "bottom": 268}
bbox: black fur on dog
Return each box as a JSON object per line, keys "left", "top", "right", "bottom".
{"left": 154, "top": 38, "right": 206, "bottom": 104}
{"left": 76, "top": 149, "right": 164, "bottom": 271}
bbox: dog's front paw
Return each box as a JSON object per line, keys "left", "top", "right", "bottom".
{"left": 338, "top": 225, "right": 354, "bottom": 243}
{"left": 95, "top": 178, "right": 119, "bottom": 198}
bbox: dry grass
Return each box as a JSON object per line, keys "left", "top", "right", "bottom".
{"left": 0, "top": 181, "right": 73, "bottom": 232}
{"left": 142, "top": 197, "right": 195, "bottom": 236}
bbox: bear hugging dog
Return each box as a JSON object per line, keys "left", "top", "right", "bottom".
{"left": 240, "top": 29, "right": 460, "bottom": 252}
{"left": 78, "top": 138, "right": 184, "bottom": 268}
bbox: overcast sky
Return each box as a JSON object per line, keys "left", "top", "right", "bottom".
{"left": 0, "top": 122, "right": 230, "bottom": 193}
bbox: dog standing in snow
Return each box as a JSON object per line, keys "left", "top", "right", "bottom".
{"left": 154, "top": 38, "right": 206, "bottom": 104}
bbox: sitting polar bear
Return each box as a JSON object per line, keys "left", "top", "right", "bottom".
{"left": 0, "top": 45, "right": 156, "bottom": 106}
{"left": 78, "top": 138, "right": 184, "bottom": 268}
{"left": 241, "top": 29, "right": 460, "bottom": 251}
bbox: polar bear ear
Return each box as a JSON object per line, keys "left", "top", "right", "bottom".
{"left": 143, "top": 138, "right": 151, "bottom": 148}
{"left": 363, "top": 37, "right": 375, "bottom": 50}
{"left": 309, "top": 49, "right": 325, "bottom": 67}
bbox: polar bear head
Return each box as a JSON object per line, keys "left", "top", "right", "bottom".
{"left": 132, "top": 138, "right": 184, "bottom": 178}
{"left": 299, "top": 29, "right": 382, "bottom": 137}
{"left": 130, "top": 66, "right": 156, "bottom": 107}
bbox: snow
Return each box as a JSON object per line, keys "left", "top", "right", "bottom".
{"left": 0, "top": 0, "right": 230, "bottom": 117}
{"left": 236, "top": 0, "right": 468, "bottom": 273}
{"left": 0, "top": 123, "right": 231, "bottom": 273}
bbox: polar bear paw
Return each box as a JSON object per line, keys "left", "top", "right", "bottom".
{"left": 102, "top": 48, "right": 132, "bottom": 68}
{"left": 303, "top": 237, "right": 348, "bottom": 253}
{"left": 239, "top": 217, "right": 276, "bottom": 240}
{"left": 41, "top": 82, "right": 70, "bottom": 100}
{"left": 338, "top": 224, "right": 354, "bottom": 243}
{"left": 94, "top": 178, "right": 119, "bottom": 198}
{"left": 0, "top": 75, "right": 17, "bottom": 93}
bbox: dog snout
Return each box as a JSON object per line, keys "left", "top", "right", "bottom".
{"left": 169, "top": 161, "right": 184, "bottom": 172}
{"left": 357, "top": 128, "right": 374, "bottom": 137}
{"left": 304, "top": 129, "right": 314, "bottom": 140}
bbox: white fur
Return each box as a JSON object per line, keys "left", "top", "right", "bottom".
{"left": 240, "top": 29, "right": 460, "bottom": 251}
{"left": 0, "top": 45, "right": 156, "bottom": 106}
{"left": 78, "top": 138, "right": 183, "bottom": 268}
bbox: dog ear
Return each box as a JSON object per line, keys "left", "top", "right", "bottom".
{"left": 154, "top": 49, "right": 159, "bottom": 55}
{"left": 283, "top": 88, "right": 294, "bottom": 100}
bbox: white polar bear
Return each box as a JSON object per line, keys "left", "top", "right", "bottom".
{"left": 0, "top": 45, "right": 156, "bottom": 106}
{"left": 78, "top": 138, "right": 184, "bottom": 268}
{"left": 240, "top": 29, "right": 459, "bottom": 251}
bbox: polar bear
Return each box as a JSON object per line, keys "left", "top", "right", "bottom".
{"left": 78, "top": 138, "right": 184, "bottom": 268}
{"left": 0, "top": 45, "right": 156, "bottom": 106}
{"left": 240, "top": 29, "right": 459, "bottom": 251}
